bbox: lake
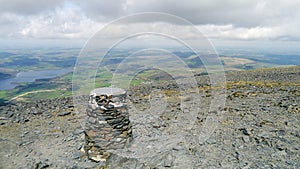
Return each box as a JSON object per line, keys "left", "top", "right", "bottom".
{"left": 0, "top": 68, "right": 73, "bottom": 90}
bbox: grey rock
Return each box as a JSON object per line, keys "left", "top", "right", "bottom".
{"left": 1, "top": 67, "right": 300, "bottom": 168}
{"left": 164, "top": 153, "right": 173, "bottom": 167}
{"left": 241, "top": 128, "right": 252, "bottom": 136}
{"left": 34, "top": 161, "right": 50, "bottom": 169}
{"left": 57, "top": 111, "right": 71, "bottom": 116}
{"left": 206, "top": 138, "right": 217, "bottom": 144}
{"left": 242, "top": 136, "right": 250, "bottom": 143}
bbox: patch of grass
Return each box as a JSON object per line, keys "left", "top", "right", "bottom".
{"left": 61, "top": 73, "right": 73, "bottom": 81}
{"left": 226, "top": 80, "right": 300, "bottom": 89}
{"left": 0, "top": 90, "right": 8, "bottom": 98}
{"left": 94, "top": 68, "right": 113, "bottom": 88}
{"left": 22, "top": 90, "right": 72, "bottom": 100}
{"left": 0, "top": 90, "right": 9, "bottom": 104}
{"left": 94, "top": 82, "right": 111, "bottom": 88}
{"left": 130, "top": 79, "right": 143, "bottom": 86}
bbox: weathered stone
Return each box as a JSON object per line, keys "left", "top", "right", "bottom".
{"left": 87, "top": 130, "right": 98, "bottom": 137}
{"left": 242, "top": 136, "right": 250, "bottom": 143}
{"left": 57, "top": 111, "right": 71, "bottom": 116}
{"left": 98, "top": 120, "right": 107, "bottom": 124}
{"left": 84, "top": 87, "right": 132, "bottom": 162}
{"left": 88, "top": 117, "right": 97, "bottom": 124}
{"left": 107, "top": 116, "right": 125, "bottom": 125}
{"left": 241, "top": 128, "right": 252, "bottom": 136}
{"left": 164, "top": 153, "right": 173, "bottom": 167}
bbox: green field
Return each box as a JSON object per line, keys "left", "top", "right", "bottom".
{"left": 0, "top": 48, "right": 299, "bottom": 103}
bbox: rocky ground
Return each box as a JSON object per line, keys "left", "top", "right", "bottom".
{"left": 0, "top": 66, "right": 299, "bottom": 168}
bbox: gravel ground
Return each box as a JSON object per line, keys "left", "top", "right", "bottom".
{"left": 0, "top": 66, "right": 299, "bottom": 168}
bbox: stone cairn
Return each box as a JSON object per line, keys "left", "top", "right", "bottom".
{"left": 84, "top": 88, "right": 132, "bottom": 162}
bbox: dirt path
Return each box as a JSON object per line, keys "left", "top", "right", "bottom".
{"left": 5, "top": 89, "right": 55, "bottom": 103}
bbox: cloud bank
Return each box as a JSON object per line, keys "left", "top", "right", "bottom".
{"left": 0, "top": 0, "right": 299, "bottom": 42}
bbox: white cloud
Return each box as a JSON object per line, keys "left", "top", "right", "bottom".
{"left": 16, "top": 6, "right": 103, "bottom": 39}
{"left": 0, "top": 0, "right": 64, "bottom": 15}
{"left": 0, "top": 0, "right": 299, "bottom": 43}
{"left": 196, "top": 25, "right": 281, "bottom": 40}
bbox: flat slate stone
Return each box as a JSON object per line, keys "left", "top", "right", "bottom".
{"left": 57, "top": 111, "right": 71, "bottom": 116}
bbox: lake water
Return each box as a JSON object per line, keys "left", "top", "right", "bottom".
{"left": 0, "top": 68, "right": 73, "bottom": 90}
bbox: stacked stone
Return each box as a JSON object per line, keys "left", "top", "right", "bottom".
{"left": 84, "top": 88, "right": 132, "bottom": 162}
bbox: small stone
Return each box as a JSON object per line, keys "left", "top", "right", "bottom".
{"left": 164, "top": 153, "right": 173, "bottom": 167}
{"left": 57, "top": 112, "right": 71, "bottom": 116}
{"left": 80, "top": 146, "right": 86, "bottom": 153}
{"left": 272, "top": 150, "right": 287, "bottom": 157}
{"left": 286, "top": 160, "right": 295, "bottom": 165}
{"left": 241, "top": 128, "right": 252, "bottom": 136}
{"left": 32, "top": 111, "right": 42, "bottom": 115}
{"left": 116, "top": 138, "right": 123, "bottom": 142}
{"left": 35, "top": 161, "right": 50, "bottom": 169}
{"left": 235, "top": 152, "right": 243, "bottom": 161}
{"left": 87, "top": 130, "right": 98, "bottom": 137}
{"left": 107, "top": 116, "right": 124, "bottom": 125}
{"left": 276, "top": 129, "right": 285, "bottom": 136}
{"left": 183, "top": 96, "right": 192, "bottom": 102}
{"left": 276, "top": 143, "right": 286, "bottom": 151}
{"left": 88, "top": 117, "right": 96, "bottom": 124}
{"left": 73, "top": 152, "right": 82, "bottom": 160}
{"left": 77, "top": 145, "right": 83, "bottom": 150}
{"left": 206, "top": 138, "right": 217, "bottom": 144}
{"left": 73, "top": 128, "right": 84, "bottom": 135}
{"left": 284, "top": 121, "right": 289, "bottom": 126}
{"left": 89, "top": 153, "right": 111, "bottom": 162}
{"left": 242, "top": 136, "right": 250, "bottom": 143}
{"left": 98, "top": 120, "right": 107, "bottom": 124}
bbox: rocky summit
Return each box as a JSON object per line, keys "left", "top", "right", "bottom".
{"left": 0, "top": 66, "right": 299, "bottom": 168}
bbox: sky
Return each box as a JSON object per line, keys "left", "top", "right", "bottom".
{"left": 0, "top": 0, "right": 300, "bottom": 51}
